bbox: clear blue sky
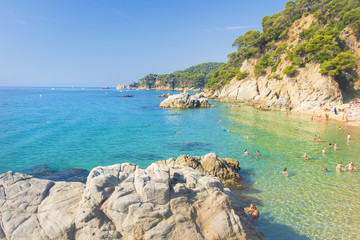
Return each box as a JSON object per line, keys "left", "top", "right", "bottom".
{"left": 0, "top": 0, "right": 288, "bottom": 87}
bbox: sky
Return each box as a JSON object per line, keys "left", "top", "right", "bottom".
{"left": 0, "top": 0, "right": 289, "bottom": 87}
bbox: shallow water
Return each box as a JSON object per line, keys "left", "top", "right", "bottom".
{"left": 1, "top": 87, "right": 359, "bottom": 239}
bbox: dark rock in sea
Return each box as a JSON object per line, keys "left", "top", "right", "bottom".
{"left": 158, "top": 93, "right": 170, "bottom": 98}
{"left": 168, "top": 142, "right": 212, "bottom": 151}
{"left": 21, "top": 165, "right": 89, "bottom": 183}
{"left": 118, "top": 95, "right": 134, "bottom": 97}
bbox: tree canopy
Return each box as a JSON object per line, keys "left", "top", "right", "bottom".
{"left": 206, "top": 0, "right": 359, "bottom": 90}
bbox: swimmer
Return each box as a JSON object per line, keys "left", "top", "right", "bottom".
{"left": 282, "top": 168, "right": 288, "bottom": 174}
{"left": 303, "top": 153, "right": 308, "bottom": 159}
{"left": 244, "top": 204, "right": 255, "bottom": 212}
{"left": 244, "top": 135, "right": 249, "bottom": 139}
{"left": 244, "top": 150, "right": 250, "bottom": 156}
{"left": 145, "top": 124, "right": 150, "bottom": 127}
{"left": 322, "top": 147, "right": 327, "bottom": 154}
{"left": 328, "top": 143, "right": 333, "bottom": 148}
{"left": 334, "top": 144, "right": 337, "bottom": 151}
{"left": 248, "top": 206, "right": 259, "bottom": 218}
{"left": 336, "top": 162, "right": 343, "bottom": 172}
{"left": 218, "top": 119, "right": 222, "bottom": 124}
{"left": 176, "top": 130, "right": 184, "bottom": 134}
{"left": 256, "top": 150, "right": 260, "bottom": 156}
{"left": 321, "top": 168, "right": 329, "bottom": 172}
{"left": 344, "top": 161, "right": 357, "bottom": 172}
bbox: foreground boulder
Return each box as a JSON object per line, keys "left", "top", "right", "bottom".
{"left": 0, "top": 162, "right": 263, "bottom": 240}
{"left": 157, "top": 153, "right": 244, "bottom": 189}
{"left": 159, "top": 92, "right": 213, "bottom": 109}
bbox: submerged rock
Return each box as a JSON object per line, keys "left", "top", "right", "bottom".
{"left": 159, "top": 92, "right": 213, "bottom": 109}
{"left": 0, "top": 161, "right": 263, "bottom": 240}
{"left": 118, "top": 95, "right": 134, "bottom": 97}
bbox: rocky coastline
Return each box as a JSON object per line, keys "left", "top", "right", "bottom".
{"left": 0, "top": 153, "right": 264, "bottom": 240}
{"left": 159, "top": 92, "right": 213, "bottom": 109}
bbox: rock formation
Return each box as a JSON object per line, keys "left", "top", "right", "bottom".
{"left": 204, "top": 59, "right": 343, "bottom": 111}
{"left": 158, "top": 93, "right": 171, "bottom": 98}
{"left": 118, "top": 95, "right": 134, "bottom": 98}
{"left": 0, "top": 162, "right": 264, "bottom": 240}
{"left": 116, "top": 84, "right": 127, "bottom": 90}
{"left": 156, "top": 153, "right": 244, "bottom": 189}
{"left": 159, "top": 92, "right": 213, "bottom": 109}
{"left": 203, "top": 14, "right": 358, "bottom": 110}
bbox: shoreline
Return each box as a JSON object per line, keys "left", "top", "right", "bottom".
{"left": 292, "top": 101, "right": 360, "bottom": 129}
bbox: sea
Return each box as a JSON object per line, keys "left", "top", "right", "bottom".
{"left": 1, "top": 87, "right": 360, "bottom": 240}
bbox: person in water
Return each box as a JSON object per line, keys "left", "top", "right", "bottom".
{"left": 244, "top": 204, "right": 255, "bottom": 212}
{"left": 282, "top": 168, "right": 288, "bottom": 174}
{"left": 322, "top": 147, "right": 327, "bottom": 154}
{"left": 344, "top": 162, "right": 357, "bottom": 172}
{"left": 303, "top": 153, "right": 308, "bottom": 159}
{"left": 328, "top": 143, "right": 333, "bottom": 148}
{"left": 248, "top": 206, "right": 259, "bottom": 219}
{"left": 321, "top": 168, "right": 329, "bottom": 172}
{"left": 334, "top": 144, "right": 337, "bottom": 151}
{"left": 336, "top": 163, "right": 343, "bottom": 172}
{"left": 244, "top": 150, "right": 250, "bottom": 156}
{"left": 318, "top": 137, "right": 322, "bottom": 142}
{"left": 256, "top": 150, "right": 260, "bottom": 156}
{"left": 347, "top": 133, "right": 351, "bottom": 142}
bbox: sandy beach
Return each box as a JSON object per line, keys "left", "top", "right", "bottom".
{"left": 293, "top": 100, "right": 360, "bottom": 128}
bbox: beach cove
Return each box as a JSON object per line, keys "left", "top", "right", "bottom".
{"left": 1, "top": 87, "right": 360, "bottom": 239}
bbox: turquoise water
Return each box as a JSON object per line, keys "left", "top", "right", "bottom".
{"left": 1, "top": 87, "right": 360, "bottom": 239}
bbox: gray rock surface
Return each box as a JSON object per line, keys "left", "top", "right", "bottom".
{"left": 159, "top": 92, "right": 213, "bottom": 109}
{"left": 0, "top": 161, "right": 263, "bottom": 240}
{"left": 204, "top": 59, "right": 343, "bottom": 111}
{"left": 157, "top": 153, "right": 244, "bottom": 189}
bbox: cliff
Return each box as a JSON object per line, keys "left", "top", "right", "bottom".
{"left": 0, "top": 155, "right": 264, "bottom": 240}
{"left": 205, "top": 1, "right": 360, "bottom": 110}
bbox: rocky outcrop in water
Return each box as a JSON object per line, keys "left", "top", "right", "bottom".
{"left": 0, "top": 161, "right": 263, "bottom": 240}
{"left": 158, "top": 93, "right": 171, "bottom": 98}
{"left": 118, "top": 95, "right": 134, "bottom": 98}
{"left": 159, "top": 92, "right": 213, "bottom": 109}
{"left": 116, "top": 84, "right": 127, "bottom": 90}
{"left": 156, "top": 153, "right": 244, "bottom": 189}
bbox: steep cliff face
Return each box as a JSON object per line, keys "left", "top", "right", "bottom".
{"left": 205, "top": 7, "right": 360, "bottom": 110}
{"left": 206, "top": 59, "right": 343, "bottom": 110}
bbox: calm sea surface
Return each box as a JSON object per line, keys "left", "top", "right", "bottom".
{"left": 1, "top": 87, "right": 360, "bottom": 239}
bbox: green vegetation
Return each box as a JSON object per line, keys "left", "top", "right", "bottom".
{"left": 207, "top": 0, "right": 360, "bottom": 90}
{"left": 137, "top": 62, "right": 223, "bottom": 89}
